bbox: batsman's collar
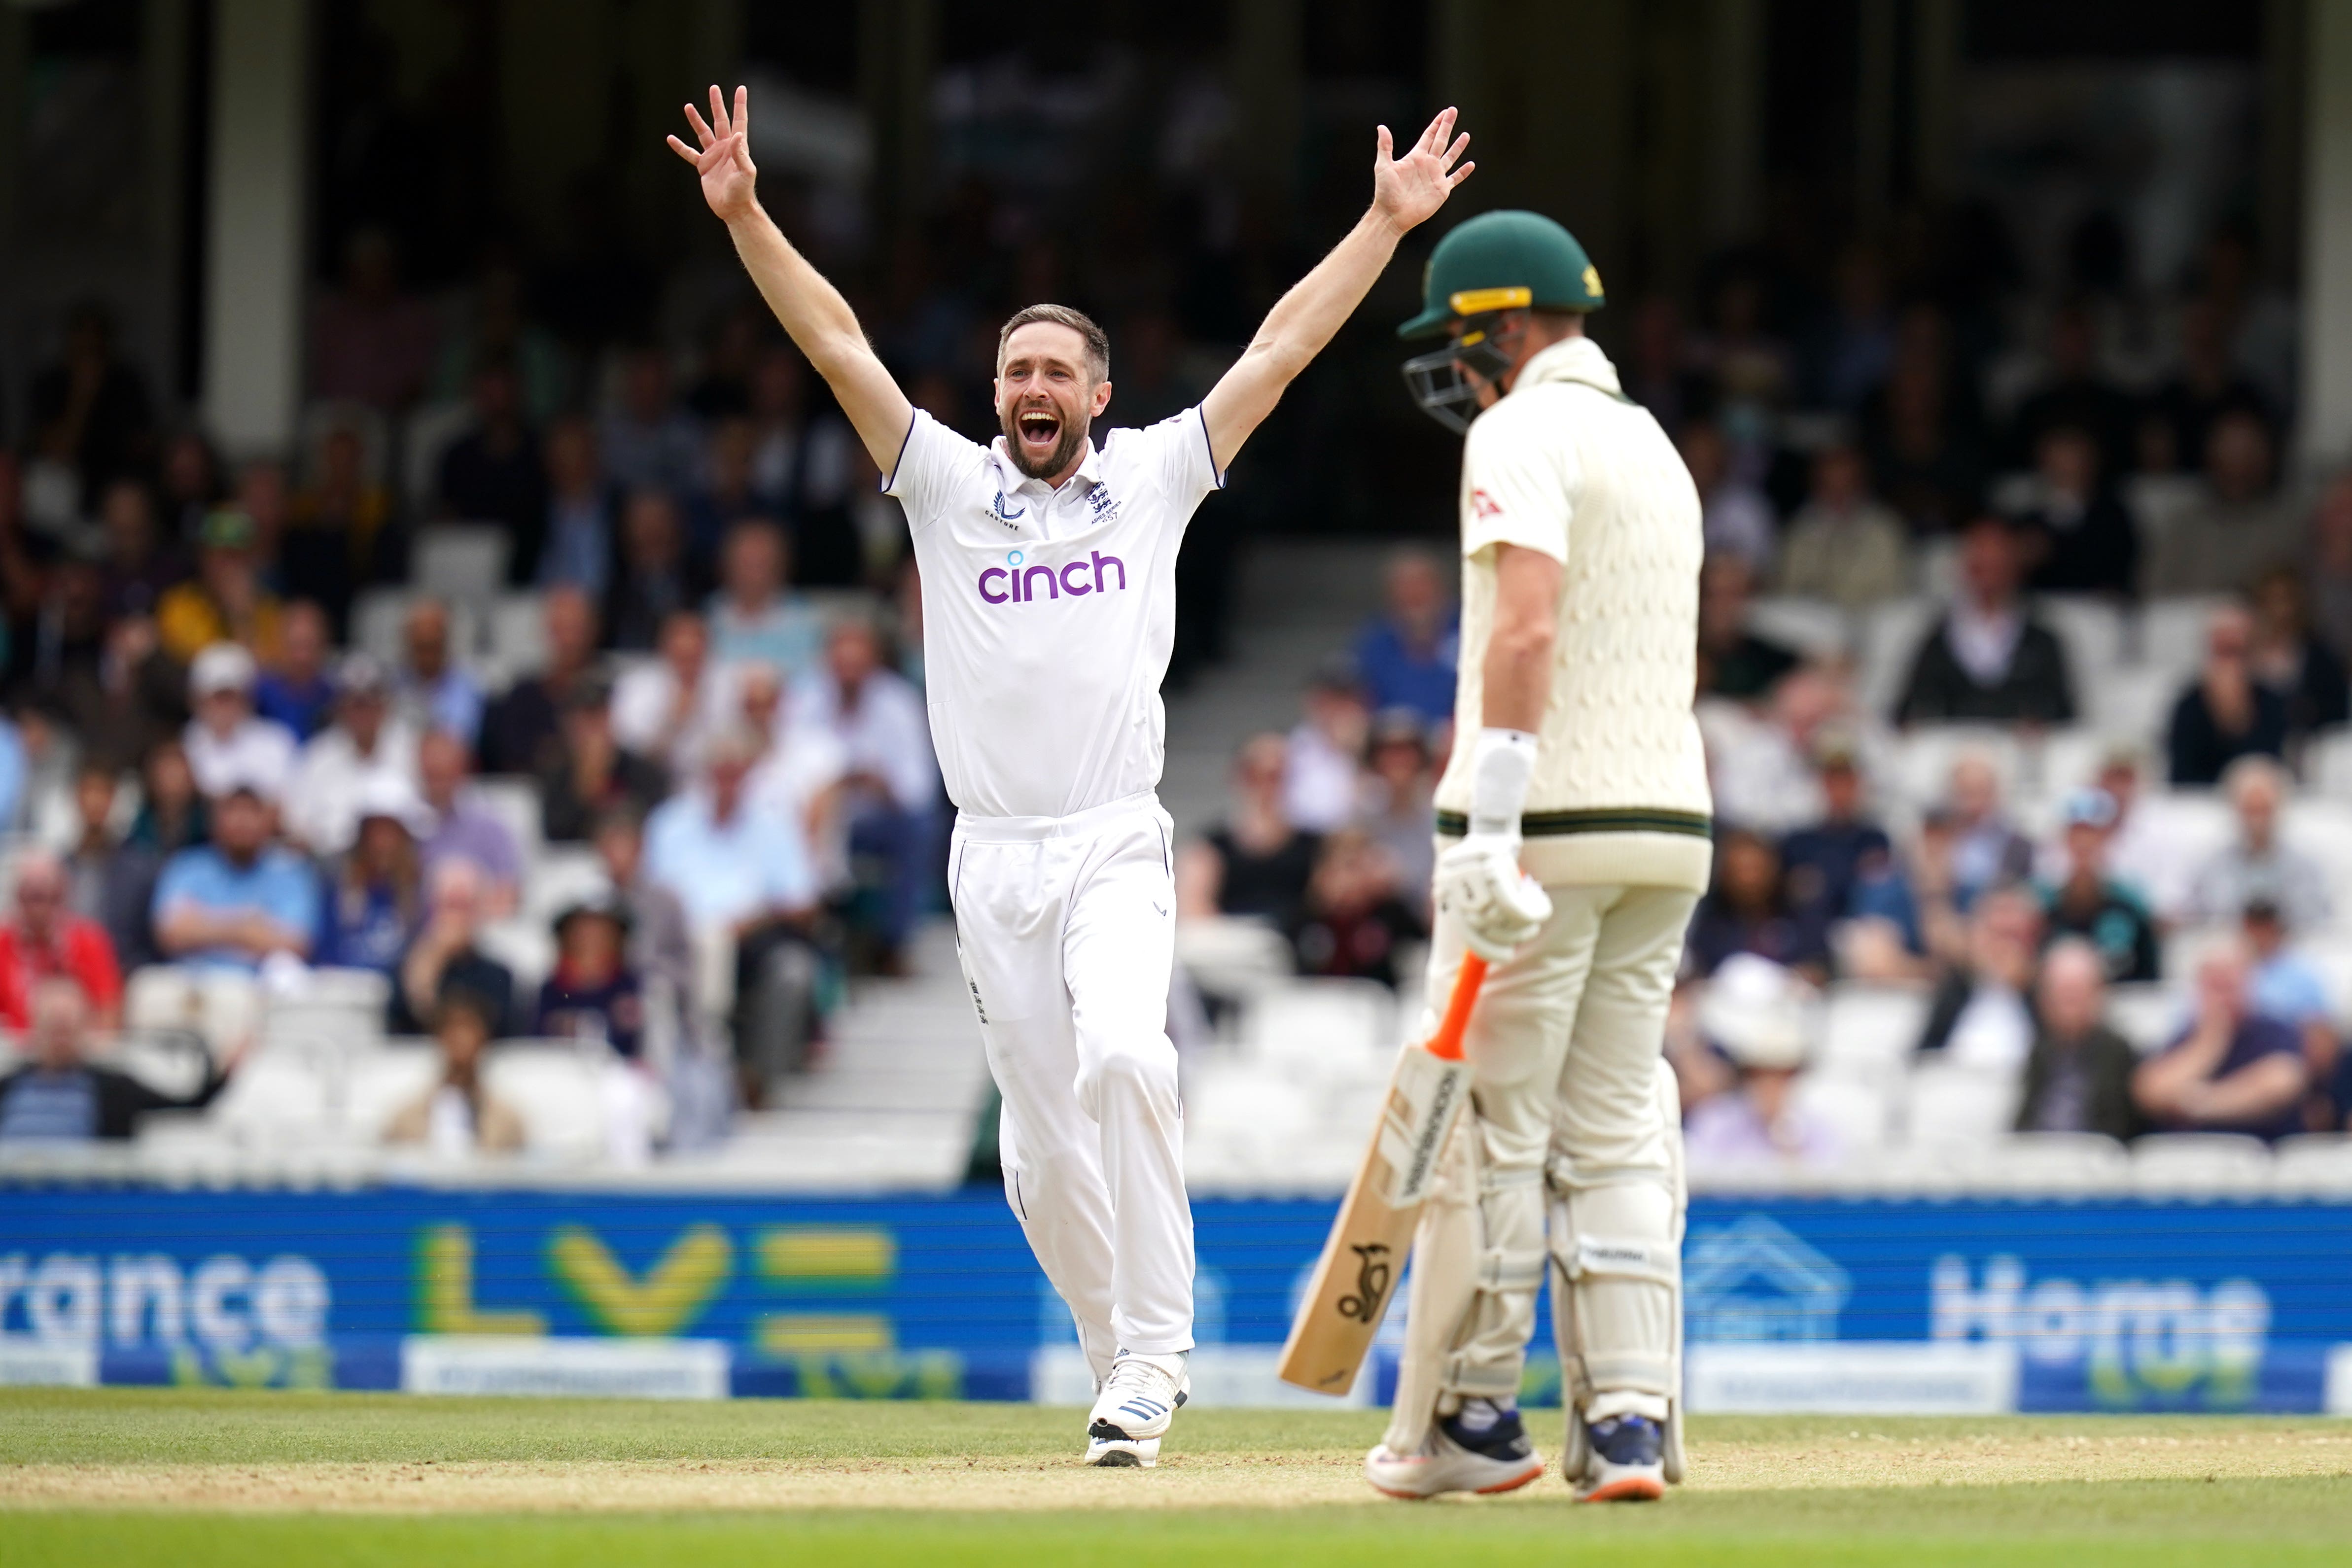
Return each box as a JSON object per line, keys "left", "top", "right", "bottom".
{"left": 986, "top": 431, "right": 1104, "bottom": 495}
{"left": 1510, "top": 336, "right": 1624, "bottom": 398}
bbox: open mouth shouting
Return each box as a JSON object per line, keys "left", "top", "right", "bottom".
{"left": 1002, "top": 397, "right": 1087, "bottom": 481}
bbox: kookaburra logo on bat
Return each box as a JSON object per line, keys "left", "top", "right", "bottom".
{"left": 1337, "top": 1243, "right": 1394, "bottom": 1322}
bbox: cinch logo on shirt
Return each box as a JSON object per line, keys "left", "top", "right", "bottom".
{"left": 978, "top": 548, "right": 1128, "bottom": 605}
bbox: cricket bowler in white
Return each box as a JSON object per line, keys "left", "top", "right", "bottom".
{"left": 1366, "top": 211, "right": 1711, "bottom": 1500}
{"left": 672, "top": 86, "right": 1474, "bottom": 1466}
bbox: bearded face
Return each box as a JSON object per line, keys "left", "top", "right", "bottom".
{"left": 996, "top": 323, "right": 1108, "bottom": 482}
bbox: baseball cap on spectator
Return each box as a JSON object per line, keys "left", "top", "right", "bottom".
{"left": 2058, "top": 787, "right": 2118, "bottom": 831}
{"left": 351, "top": 772, "right": 431, "bottom": 837}
{"left": 335, "top": 651, "right": 391, "bottom": 697}
{"left": 1697, "top": 954, "right": 1818, "bottom": 1070}
{"left": 552, "top": 889, "right": 632, "bottom": 939}
{"left": 218, "top": 774, "right": 278, "bottom": 806}
{"left": 190, "top": 642, "right": 258, "bottom": 699}
{"left": 1811, "top": 729, "right": 1861, "bottom": 771}
{"left": 198, "top": 508, "right": 259, "bottom": 552}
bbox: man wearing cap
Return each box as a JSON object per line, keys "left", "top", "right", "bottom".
{"left": 182, "top": 642, "right": 298, "bottom": 802}
{"left": 285, "top": 653, "right": 422, "bottom": 856}
{"left": 156, "top": 509, "right": 283, "bottom": 664}
{"left": 1374, "top": 210, "right": 1711, "bottom": 1502}
{"left": 2038, "top": 788, "right": 2159, "bottom": 984}
{"left": 152, "top": 782, "right": 319, "bottom": 974}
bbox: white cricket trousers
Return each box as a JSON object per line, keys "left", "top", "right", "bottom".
{"left": 950, "top": 790, "right": 1194, "bottom": 1373}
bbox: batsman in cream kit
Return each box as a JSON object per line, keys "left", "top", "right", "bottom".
{"left": 672, "top": 86, "right": 1475, "bottom": 1466}
{"left": 1362, "top": 210, "right": 1715, "bottom": 1502}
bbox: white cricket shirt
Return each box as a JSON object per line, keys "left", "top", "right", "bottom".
{"left": 1435, "top": 336, "right": 1715, "bottom": 891}
{"left": 885, "top": 407, "right": 1224, "bottom": 819}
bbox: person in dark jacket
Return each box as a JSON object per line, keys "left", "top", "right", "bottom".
{"left": 2017, "top": 425, "right": 2139, "bottom": 596}
{"left": 1894, "top": 516, "right": 2076, "bottom": 726}
{"left": 2014, "top": 939, "right": 2142, "bottom": 1139}
{"left": 2248, "top": 568, "right": 2351, "bottom": 748}
{"left": 0, "top": 977, "right": 234, "bottom": 1142}
{"left": 2167, "top": 602, "right": 2290, "bottom": 786}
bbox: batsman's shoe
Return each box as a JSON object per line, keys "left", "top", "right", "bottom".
{"left": 1364, "top": 1400, "right": 1545, "bottom": 1498}
{"left": 1571, "top": 1413, "right": 1666, "bottom": 1502}
{"left": 1086, "top": 1350, "right": 1189, "bottom": 1467}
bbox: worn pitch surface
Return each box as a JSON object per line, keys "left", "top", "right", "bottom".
{"left": 4, "top": 1390, "right": 2350, "bottom": 1565}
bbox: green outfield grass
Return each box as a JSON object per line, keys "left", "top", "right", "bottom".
{"left": 4, "top": 1389, "right": 2351, "bottom": 1567}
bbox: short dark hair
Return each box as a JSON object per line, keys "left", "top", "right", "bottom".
{"left": 996, "top": 304, "right": 1109, "bottom": 382}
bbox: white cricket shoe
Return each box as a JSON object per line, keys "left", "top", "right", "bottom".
{"left": 1085, "top": 1349, "right": 1189, "bottom": 1467}
{"left": 1364, "top": 1400, "right": 1545, "bottom": 1499}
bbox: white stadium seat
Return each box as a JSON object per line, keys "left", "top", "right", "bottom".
{"left": 1745, "top": 596, "right": 1850, "bottom": 662}
{"left": 2038, "top": 595, "right": 2125, "bottom": 690}
{"left": 1887, "top": 726, "right": 2020, "bottom": 814}
{"left": 1902, "top": 1059, "right": 2019, "bottom": 1147}
{"left": 487, "top": 593, "right": 551, "bottom": 677}
{"left": 400, "top": 398, "right": 475, "bottom": 510}
{"left": 2085, "top": 665, "right": 2178, "bottom": 741}
{"left": 2104, "top": 983, "right": 2185, "bottom": 1054}
{"left": 1858, "top": 597, "right": 1936, "bottom": 716}
{"left": 2136, "top": 595, "right": 2231, "bottom": 681}
{"left": 1819, "top": 985, "right": 1928, "bottom": 1074}
{"left": 1242, "top": 979, "right": 1397, "bottom": 1079}
{"left": 413, "top": 524, "right": 511, "bottom": 603}
{"left": 483, "top": 1041, "right": 611, "bottom": 1162}
{"left": 1791, "top": 1071, "right": 1891, "bottom": 1151}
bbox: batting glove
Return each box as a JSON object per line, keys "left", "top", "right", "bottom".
{"left": 1435, "top": 833, "right": 1553, "bottom": 961}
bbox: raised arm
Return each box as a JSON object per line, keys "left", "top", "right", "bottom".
{"left": 1199, "top": 108, "right": 1473, "bottom": 472}
{"left": 669, "top": 87, "right": 913, "bottom": 470}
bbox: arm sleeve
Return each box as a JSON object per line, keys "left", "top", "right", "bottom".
{"left": 1460, "top": 403, "right": 1578, "bottom": 563}
{"left": 1158, "top": 407, "right": 1226, "bottom": 511}
{"left": 881, "top": 410, "right": 987, "bottom": 535}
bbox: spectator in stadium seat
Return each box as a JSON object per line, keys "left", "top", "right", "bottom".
{"left": 1774, "top": 442, "right": 1907, "bottom": 610}
{"left": 603, "top": 489, "right": 709, "bottom": 653}
{"left": 645, "top": 730, "right": 822, "bottom": 1092}
{"left": 181, "top": 642, "right": 297, "bottom": 802}
{"left": 1913, "top": 885, "right": 2043, "bottom": 1071}
{"left": 285, "top": 654, "right": 420, "bottom": 856}
{"left": 480, "top": 586, "right": 601, "bottom": 777}
{"left": 64, "top": 763, "right": 161, "bottom": 972}
{"left": 2144, "top": 296, "right": 2274, "bottom": 484}
{"left": 2166, "top": 602, "right": 2288, "bottom": 787}
{"left": 383, "top": 987, "right": 524, "bottom": 1154}
{"left": 2187, "top": 756, "right": 2329, "bottom": 932}
{"left": 0, "top": 977, "right": 234, "bottom": 1145}
{"left": 2037, "top": 789, "right": 2159, "bottom": 984}
{"left": 1179, "top": 732, "right": 1322, "bottom": 931}
{"left": 746, "top": 345, "right": 864, "bottom": 589}
{"left": 534, "top": 895, "right": 644, "bottom": 1059}
{"left": 2089, "top": 745, "right": 2194, "bottom": 925}
{"left": 594, "top": 806, "right": 699, "bottom": 1034}
{"left": 151, "top": 782, "right": 318, "bottom": 973}
{"left": 612, "top": 609, "right": 725, "bottom": 777}
{"left": 2016, "top": 424, "right": 2138, "bottom": 596}
{"left": 2146, "top": 411, "right": 2302, "bottom": 595}
{"left": 416, "top": 732, "right": 522, "bottom": 914}
{"left": 307, "top": 228, "right": 435, "bottom": 412}
{"left": 96, "top": 476, "right": 184, "bottom": 623}
{"left": 686, "top": 418, "right": 775, "bottom": 559}
{"left": 539, "top": 677, "right": 668, "bottom": 844}
{"left": 706, "top": 519, "right": 821, "bottom": 678}
{"left": 0, "top": 705, "right": 29, "bottom": 838}
{"left": 798, "top": 618, "right": 939, "bottom": 973}
{"left": 1354, "top": 709, "right": 1437, "bottom": 922}
{"left": 534, "top": 416, "right": 615, "bottom": 598}
{"left": 2132, "top": 939, "right": 2309, "bottom": 1141}
{"left": 1696, "top": 555, "right": 1799, "bottom": 701}
{"left": 1919, "top": 753, "right": 2035, "bottom": 921}
{"left": 393, "top": 598, "right": 485, "bottom": 748}
{"left": 1350, "top": 548, "right": 1459, "bottom": 724}
{"left": 2239, "top": 893, "right": 2344, "bottom": 1133}
{"left": 126, "top": 739, "right": 206, "bottom": 855}
{"left": 390, "top": 856, "right": 516, "bottom": 1038}
{"left": 0, "top": 849, "right": 122, "bottom": 1030}
{"left": 435, "top": 359, "right": 547, "bottom": 567}
{"left": 1893, "top": 515, "right": 2075, "bottom": 726}
{"left": 157, "top": 508, "right": 284, "bottom": 666}
{"left": 2304, "top": 472, "right": 2352, "bottom": 659}
{"left": 739, "top": 661, "right": 845, "bottom": 880}
{"left": 2247, "top": 567, "right": 2350, "bottom": 748}
{"left": 1285, "top": 659, "right": 1370, "bottom": 834}
{"left": 316, "top": 779, "right": 428, "bottom": 976}
{"left": 283, "top": 422, "right": 390, "bottom": 625}
{"left": 600, "top": 347, "right": 704, "bottom": 497}
{"left": 2013, "top": 938, "right": 2141, "bottom": 1140}
{"left": 253, "top": 600, "right": 337, "bottom": 741}
{"left": 2002, "top": 304, "right": 2137, "bottom": 475}
{"left": 1781, "top": 734, "right": 1919, "bottom": 959}
{"left": 1287, "top": 827, "right": 1424, "bottom": 989}
{"left": 1860, "top": 332, "right": 1987, "bottom": 538}
{"left": 1684, "top": 828, "right": 1830, "bottom": 983}
{"left": 1678, "top": 418, "right": 1775, "bottom": 577}
{"left": 1682, "top": 955, "right": 1841, "bottom": 1170}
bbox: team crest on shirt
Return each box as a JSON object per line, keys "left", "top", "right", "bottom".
{"left": 1086, "top": 485, "right": 1120, "bottom": 525}
{"left": 1471, "top": 488, "right": 1504, "bottom": 519}
{"left": 989, "top": 490, "right": 1026, "bottom": 527}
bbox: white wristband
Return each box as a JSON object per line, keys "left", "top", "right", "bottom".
{"left": 1469, "top": 727, "right": 1538, "bottom": 837}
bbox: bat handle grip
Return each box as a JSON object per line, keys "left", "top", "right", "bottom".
{"left": 1424, "top": 953, "right": 1487, "bottom": 1062}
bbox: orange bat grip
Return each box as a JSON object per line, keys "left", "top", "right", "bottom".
{"left": 1423, "top": 953, "right": 1488, "bottom": 1062}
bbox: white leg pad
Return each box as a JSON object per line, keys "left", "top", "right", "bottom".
{"left": 1655, "top": 1057, "right": 1688, "bottom": 1483}
{"left": 1547, "top": 1176, "right": 1680, "bottom": 1423}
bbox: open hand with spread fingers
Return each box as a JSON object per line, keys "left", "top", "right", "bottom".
{"left": 1372, "top": 106, "right": 1474, "bottom": 234}
{"left": 667, "top": 84, "right": 760, "bottom": 224}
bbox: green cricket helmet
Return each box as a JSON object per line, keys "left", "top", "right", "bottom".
{"left": 1399, "top": 209, "right": 1604, "bottom": 432}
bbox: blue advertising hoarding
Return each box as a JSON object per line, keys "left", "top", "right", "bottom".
{"left": 2, "top": 1185, "right": 2348, "bottom": 1411}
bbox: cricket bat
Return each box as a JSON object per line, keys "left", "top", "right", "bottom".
{"left": 1276, "top": 953, "right": 1488, "bottom": 1395}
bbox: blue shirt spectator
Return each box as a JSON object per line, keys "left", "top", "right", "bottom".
{"left": 645, "top": 748, "right": 819, "bottom": 929}
{"left": 0, "top": 715, "right": 26, "bottom": 834}
{"left": 395, "top": 599, "right": 484, "bottom": 747}
{"left": 151, "top": 788, "right": 320, "bottom": 972}
{"left": 253, "top": 601, "right": 337, "bottom": 741}
{"left": 1351, "top": 549, "right": 1458, "bottom": 723}
{"left": 708, "top": 521, "right": 823, "bottom": 678}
